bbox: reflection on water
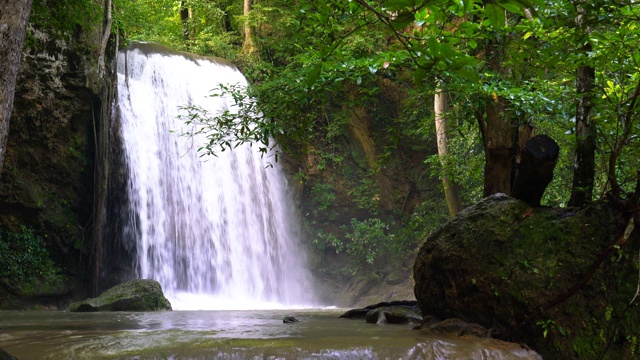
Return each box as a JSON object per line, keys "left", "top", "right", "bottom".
{"left": 0, "top": 309, "right": 541, "bottom": 359}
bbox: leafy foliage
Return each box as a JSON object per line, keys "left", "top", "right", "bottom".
{"left": 177, "top": 83, "right": 281, "bottom": 157}
{"left": 110, "top": 0, "right": 640, "bottom": 286}
{"left": 30, "top": 0, "right": 102, "bottom": 34}
{"left": 0, "top": 226, "right": 60, "bottom": 284}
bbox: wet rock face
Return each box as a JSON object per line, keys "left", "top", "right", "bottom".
{"left": 413, "top": 194, "right": 640, "bottom": 359}
{"left": 67, "top": 279, "right": 172, "bottom": 312}
{"left": 0, "top": 25, "right": 101, "bottom": 294}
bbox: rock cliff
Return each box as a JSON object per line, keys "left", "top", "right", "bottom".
{"left": 0, "top": 24, "right": 103, "bottom": 308}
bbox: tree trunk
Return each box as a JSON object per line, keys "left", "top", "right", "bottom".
{"left": 478, "top": 38, "right": 513, "bottom": 198}
{"left": 180, "top": 1, "right": 190, "bottom": 43}
{"left": 482, "top": 98, "right": 513, "bottom": 197}
{"left": 568, "top": 4, "right": 596, "bottom": 207}
{"left": 98, "top": 0, "right": 112, "bottom": 78}
{"left": 568, "top": 62, "right": 595, "bottom": 206}
{"left": 243, "top": 0, "right": 254, "bottom": 54}
{"left": 434, "top": 81, "right": 463, "bottom": 217}
{"left": 511, "top": 123, "right": 535, "bottom": 190}
{"left": 0, "top": 0, "right": 33, "bottom": 178}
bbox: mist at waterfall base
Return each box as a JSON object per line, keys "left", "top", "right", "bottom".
{"left": 116, "top": 44, "right": 316, "bottom": 310}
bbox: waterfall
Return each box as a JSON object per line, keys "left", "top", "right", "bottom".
{"left": 115, "top": 43, "right": 314, "bottom": 310}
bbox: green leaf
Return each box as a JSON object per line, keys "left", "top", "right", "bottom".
{"left": 348, "top": 0, "right": 360, "bottom": 14}
{"left": 390, "top": 12, "right": 415, "bottom": 30}
{"left": 413, "top": 68, "right": 427, "bottom": 86}
{"left": 383, "top": 0, "right": 416, "bottom": 11}
{"left": 306, "top": 62, "right": 323, "bottom": 88}
{"left": 497, "top": 0, "right": 525, "bottom": 15}
{"left": 485, "top": 3, "right": 505, "bottom": 28}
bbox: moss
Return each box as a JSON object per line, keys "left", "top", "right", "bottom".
{"left": 414, "top": 196, "right": 640, "bottom": 359}
{"left": 68, "top": 279, "right": 172, "bottom": 312}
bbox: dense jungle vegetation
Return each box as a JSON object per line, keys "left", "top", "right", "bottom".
{"left": 98, "top": 0, "right": 640, "bottom": 276}
{"left": 1, "top": 0, "right": 639, "bottom": 299}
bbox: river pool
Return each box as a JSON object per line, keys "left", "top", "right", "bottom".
{"left": 0, "top": 308, "right": 545, "bottom": 359}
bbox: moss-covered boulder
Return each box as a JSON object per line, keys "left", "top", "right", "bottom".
{"left": 413, "top": 194, "right": 640, "bottom": 359}
{"left": 67, "top": 279, "right": 172, "bottom": 312}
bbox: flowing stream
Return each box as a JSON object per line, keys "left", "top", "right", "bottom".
{"left": 0, "top": 310, "right": 543, "bottom": 359}
{"left": 116, "top": 43, "right": 313, "bottom": 310}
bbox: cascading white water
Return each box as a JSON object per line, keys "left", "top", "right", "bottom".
{"left": 115, "top": 43, "right": 315, "bottom": 310}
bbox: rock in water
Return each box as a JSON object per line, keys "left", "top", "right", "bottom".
{"left": 283, "top": 316, "right": 299, "bottom": 323}
{"left": 363, "top": 306, "right": 423, "bottom": 324}
{"left": 413, "top": 194, "right": 640, "bottom": 359}
{"left": 67, "top": 279, "right": 172, "bottom": 312}
{"left": 339, "top": 300, "right": 420, "bottom": 320}
{"left": 0, "top": 348, "right": 18, "bottom": 360}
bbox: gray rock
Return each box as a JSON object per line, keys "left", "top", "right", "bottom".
{"left": 67, "top": 279, "right": 172, "bottom": 312}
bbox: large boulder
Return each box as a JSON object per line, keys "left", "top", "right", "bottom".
{"left": 67, "top": 279, "right": 172, "bottom": 312}
{"left": 413, "top": 194, "right": 640, "bottom": 359}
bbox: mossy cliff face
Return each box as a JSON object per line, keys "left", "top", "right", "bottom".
{"left": 0, "top": 25, "right": 103, "bottom": 308}
{"left": 413, "top": 194, "right": 640, "bottom": 359}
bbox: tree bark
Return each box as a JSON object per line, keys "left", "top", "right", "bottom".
{"left": 568, "top": 4, "right": 596, "bottom": 207}
{"left": 0, "top": 0, "right": 33, "bottom": 178}
{"left": 479, "top": 38, "right": 513, "bottom": 197}
{"left": 568, "top": 56, "right": 595, "bottom": 206}
{"left": 98, "top": 0, "right": 112, "bottom": 78}
{"left": 242, "top": 0, "right": 254, "bottom": 54}
{"left": 434, "top": 81, "right": 463, "bottom": 217}
{"left": 180, "top": 1, "right": 190, "bottom": 43}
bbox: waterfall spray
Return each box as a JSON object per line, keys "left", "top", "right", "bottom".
{"left": 115, "top": 43, "right": 314, "bottom": 310}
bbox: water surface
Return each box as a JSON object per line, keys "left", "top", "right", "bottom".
{"left": 0, "top": 309, "right": 542, "bottom": 359}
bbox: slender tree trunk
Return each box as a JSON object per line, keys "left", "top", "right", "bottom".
{"left": 568, "top": 5, "right": 596, "bottom": 207}
{"left": 480, "top": 39, "right": 513, "bottom": 197}
{"left": 0, "top": 0, "right": 33, "bottom": 178}
{"left": 434, "top": 81, "right": 463, "bottom": 217}
{"left": 243, "top": 0, "right": 254, "bottom": 54}
{"left": 180, "top": 1, "right": 190, "bottom": 43}
{"left": 98, "top": 0, "right": 112, "bottom": 78}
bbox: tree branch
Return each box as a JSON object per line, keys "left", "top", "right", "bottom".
{"left": 98, "top": 0, "right": 112, "bottom": 78}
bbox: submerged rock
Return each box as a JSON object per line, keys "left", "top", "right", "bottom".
{"left": 0, "top": 348, "right": 17, "bottom": 360}
{"left": 427, "top": 318, "right": 491, "bottom": 338}
{"left": 340, "top": 300, "right": 423, "bottom": 325}
{"left": 364, "top": 306, "right": 423, "bottom": 324}
{"left": 67, "top": 279, "right": 172, "bottom": 312}
{"left": 339, "top": 300, "right": 419, "bottom": 320}
{"left": 413, "top": 194, "right": 640, "bottom": 358}
{"left": 283, "top": 316, "right": 299, "bottom": 323}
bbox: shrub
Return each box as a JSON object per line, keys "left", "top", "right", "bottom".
{"left": 0, "top": 226, "right": 59, "bottom": 284}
